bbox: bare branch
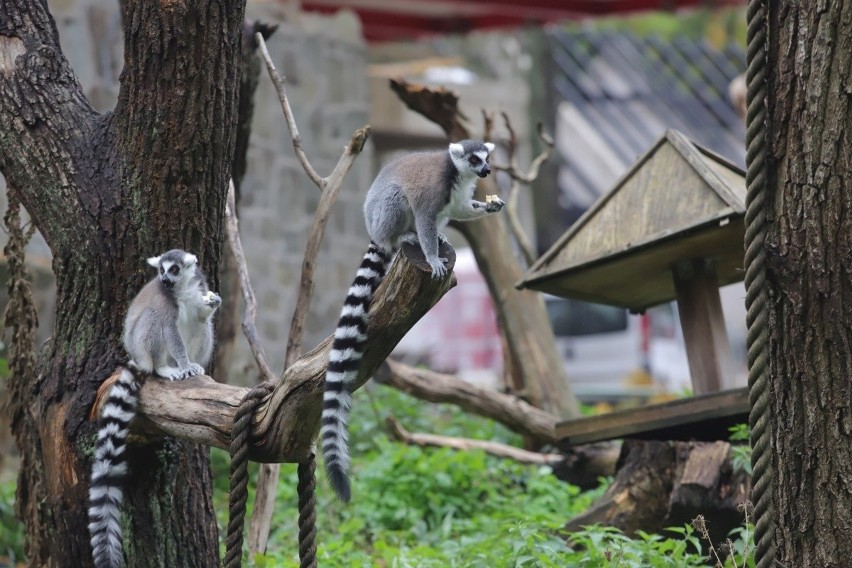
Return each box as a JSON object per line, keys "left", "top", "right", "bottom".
{"left": 490, "top": 116, "right": 554, "bottom": 267}
{"left": 225, "top": 179, "right": 276, "bottom": 382}
{"left": 118, "top": 244, "right": 458, "bottom": 463}
{"left": 284, "top": 127, "right": 370, "bottom": 370}
{"left": 252, "top": 123, "right": 369, "bottom": 555}
{"left": 482, "top": 109, "right": 495, "bottom": 142}
{"left": 385, "top": 417, "right": 561, "bottom": 465}
{"left": 375, "top": 359, "right": 558, "bottom": 444}
{"left": 255, "top": 32, "right": 324, "bottom": 188}
{"left": 492, "top": 120, "right": 554, "bottom": 184}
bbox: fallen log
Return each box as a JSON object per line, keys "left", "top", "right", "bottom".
{"left": 565, "top": 439, "right": 750, "bottom": 545}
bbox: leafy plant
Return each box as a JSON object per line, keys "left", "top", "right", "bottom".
{"left": 728, "top": 423, "right": 752, "bottom": 476}
{"left": 0, "top": 475, "right": 26, "bottom": 564}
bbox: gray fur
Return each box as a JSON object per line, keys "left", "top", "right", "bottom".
{"left": 123, "top": 249, "right": 220, "bottom": 380}
{"left": 322, "top": 141, "right": 504, "bottom": 503}
{"left": 364, "top": 139, "right": 502, "bottom": 278}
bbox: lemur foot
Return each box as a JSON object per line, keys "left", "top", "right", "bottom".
{"left": 157, "top": 364, "right": 205, "bottom": 381}
{"left": 427, "top": 256, "right": 449, "bottom": 279}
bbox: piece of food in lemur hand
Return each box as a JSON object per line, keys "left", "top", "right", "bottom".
{"left": 88, "top": 249, "right": 220, "bottom": 568}
{"left": 322, "top": 140, "right": 505, "bottom": 503}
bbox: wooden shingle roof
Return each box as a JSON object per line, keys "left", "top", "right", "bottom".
{"left": 520, "top": 130, "right": 746, "bottom": 311}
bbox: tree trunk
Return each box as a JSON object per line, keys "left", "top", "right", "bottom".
{"left": 765, "top": 3, "right": 852, "bottom": 566}
{"left": 0, "top": 1, "right": 246, "bottom": 566}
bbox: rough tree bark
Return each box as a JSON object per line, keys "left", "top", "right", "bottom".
{"left": 0, "top": 1, "right": 246, "bottom": 566}
{"left": 765, "top": 3, "right": 852, "bottom": 566}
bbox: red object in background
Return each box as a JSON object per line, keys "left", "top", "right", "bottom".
{"left": 301, "top": 0, "right": 745, "bottom": 42}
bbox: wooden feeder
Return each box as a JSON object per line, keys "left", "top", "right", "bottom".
{"left": 520, "top": 129, "right": 746, "bottom": 396}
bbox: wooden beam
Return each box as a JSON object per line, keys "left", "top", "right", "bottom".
{"left": 672, "top": 258, "right": 736, "bottom": 394}
{"left": 555, "top": 387, "right": 749, "bottom": 446}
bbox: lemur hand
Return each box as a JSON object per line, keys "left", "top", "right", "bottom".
{"left": 203, "top": 291, "right": 222, "bottom": 308}
{"left": 485, "top": 195, "right": 506, "bottom": 213}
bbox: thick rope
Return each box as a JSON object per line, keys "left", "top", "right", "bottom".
{"left": 744, "top": 1, "right": 776, "bottom": 567}
{"left": 297, "top": 453, "right": 318, "bottom": 568}
{"left": 224, "top": 382, "right": 276, "bottom": 568}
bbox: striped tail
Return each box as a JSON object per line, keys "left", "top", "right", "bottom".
{"left": 89, "top": 367, "right": 140, "bottom": 568}
{"left": 322, "top": 241, "right": 392, "bottom": 502}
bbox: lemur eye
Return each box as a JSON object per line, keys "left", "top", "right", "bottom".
{"left": 169, "top": 266, "right": 179, "bottom": 275}
{"left": 469, "top": 156, "right": 481, "bottom": 166}
{"left": 160, "top": 267, "right": 165, "bottom": 274}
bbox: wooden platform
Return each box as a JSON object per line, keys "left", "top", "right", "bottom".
{"left": 556, "top": 387, "right": 749, "bottom": 447}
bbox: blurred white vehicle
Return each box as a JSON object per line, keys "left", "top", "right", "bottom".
{"left": 544, "top": 296, "right": 691, "bottom": 401}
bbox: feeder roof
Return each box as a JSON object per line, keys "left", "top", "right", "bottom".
{"left": 519, "top": 129, "right": 746, "bottom": 311}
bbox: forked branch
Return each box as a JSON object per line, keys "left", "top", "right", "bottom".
{"left": 491, "top": 116, "right": 554, "bottom": 266}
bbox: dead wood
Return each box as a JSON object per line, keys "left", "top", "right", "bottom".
{"left": 248, "top": 31, "right": 370, "bottom": 553}
{"left": 385, "top": 417, "right": 561, "bottom": 465}
{"left": 375, "top": 358, "right": 558, "bottom": 444}
{"left": 565, "top": 439, "right": 750, "bottom": 545}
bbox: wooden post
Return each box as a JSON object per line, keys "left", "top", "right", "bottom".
{"left": 672, "top": 258, "right": 735, "bottom": 394}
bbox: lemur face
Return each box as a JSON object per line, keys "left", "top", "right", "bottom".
{"left": 449, "top": 140, "right": 496, "bottom": 179}
{"left": 147, "top": 249, "right": 198, "bottom": 290}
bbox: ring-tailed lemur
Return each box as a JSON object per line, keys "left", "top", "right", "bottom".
{"left": 322, "top": 140, "right": 506, "bottom": 502}
{"left": 88, "top": 249, "right": 221, "bottom": 568}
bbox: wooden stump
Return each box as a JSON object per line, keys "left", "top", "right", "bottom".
{"left": 565, "top": 439, "right": 750, "bottom": 546}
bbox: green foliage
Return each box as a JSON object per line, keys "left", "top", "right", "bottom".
{"left": 728, "top": 423, "right": 753, "bottom": 476}
{"left": 563, "top": 6, "right": 747, "bottom": 47}
{"left": 0, "top": 386, "right": 755, "bottom": 566}
{"left": 212, "top": 386, "right": 754, "bottom": 567}
{"left": 0, "top": 475, "right": 25, "bottom": 564}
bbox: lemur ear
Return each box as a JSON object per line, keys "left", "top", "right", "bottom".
{"left": 449, "top": 142, "right": 465, "bottom": 159}
{"left": 183, "top": 253, "right": 198, "bottom": 266}
{"left": 146, "top": 256, "right": 161, "bottom": 268}
{"left": 484, "top": 142, "right": 496, "bottom": 154}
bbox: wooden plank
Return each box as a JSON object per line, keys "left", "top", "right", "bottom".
{"left": 556, "top": 387, "right": 749, "bottom": 446}
{"left": 673, "top": 258, "right": 736, "bottom": 394}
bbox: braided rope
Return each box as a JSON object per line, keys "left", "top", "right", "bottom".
{"left": 744, "top": 1, "right": 775, "bottom": 567}
{"left": 297, "top": 453, "right": 318, "bottom": 568}
{"left": 224, "top": 382, "right": 276, "bottom": 568}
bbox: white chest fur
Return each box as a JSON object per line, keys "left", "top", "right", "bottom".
{"left": 437, "top": 174, "right": 478, "bottom": 228}
{"left": 176, "top": 285, "right": 210, "bottom": 360}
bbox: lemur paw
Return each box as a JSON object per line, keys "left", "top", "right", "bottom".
{"left": 159, "top": 367, "right": 187, "bottom": 381}
{"left": 203, "top": 291, "right": 222, "bottom": 308}
{"left": 427, "top": 257, "right": 449, "bottom": 279}
{"left": 485, "top": 196, "right": 506, "bottom": 213}
{"left": 185, "top": 363, "right": 205, "bottom": 378}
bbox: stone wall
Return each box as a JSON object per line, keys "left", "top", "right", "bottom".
{"left": 0, "top": 1, "right": 373, "bottom": 380}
